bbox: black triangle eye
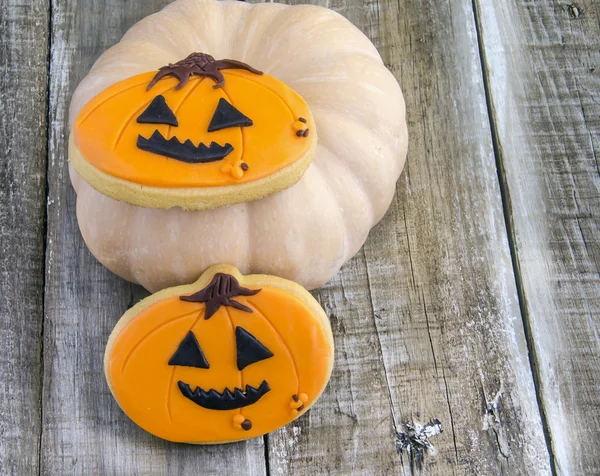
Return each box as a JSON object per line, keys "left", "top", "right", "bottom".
{"left": 235, "top": 327, "right": 274, "bottom": 371}
{"left": 137, "top": 95, "right": 178, "bottom": 127}
{"left": 168, "top": 331, "right": 210, "bottom": 369}
{"left": 208, "top": 98, "right": 253, "bottom": 132}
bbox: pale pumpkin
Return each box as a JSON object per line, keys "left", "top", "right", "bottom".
{"left": 69, "top": 0, "right": 408, "bottom": 292}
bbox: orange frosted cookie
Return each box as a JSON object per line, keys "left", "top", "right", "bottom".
{"left": 104, "top": 264, "right": 333, "bottom": 443}
{"left": 70, "top": 53, "right": 316, "bottom": 210}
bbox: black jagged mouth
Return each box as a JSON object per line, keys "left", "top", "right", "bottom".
{"left": 137, "top": 130, "right": 234, "bottom": 164}
{"left": 178, "top": 380, "right": 270, "bottom": 410}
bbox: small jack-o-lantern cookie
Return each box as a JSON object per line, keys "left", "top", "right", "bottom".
{"left": 70, "top": 53, "right": 317, "bottom": 210}
{"left": 104, "top": 264, "right": 333, "bottom": 443}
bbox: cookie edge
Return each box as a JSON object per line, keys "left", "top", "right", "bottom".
{"left": 69, "top": 132, "right": 317, "bottom": 211}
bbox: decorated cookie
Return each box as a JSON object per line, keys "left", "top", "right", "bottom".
{"left": 104, "top": 264, "right": 333, "bottom": 443}
{"left": 70, "top": 52, "right": 317, "bottom": 210}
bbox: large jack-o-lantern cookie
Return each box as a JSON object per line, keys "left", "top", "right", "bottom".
{"left": 105, "top": 264, "right": 333, "bottom": 443}
{"left": 70, "top": 53, "right": 317, "bottom": 210}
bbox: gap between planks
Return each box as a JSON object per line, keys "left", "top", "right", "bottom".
{"left": 38, "top": 0, "right": 54, "bottom": 473}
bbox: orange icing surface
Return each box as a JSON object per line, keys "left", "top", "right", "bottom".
{"left": 107, "top": 286, "right": 332, "bottom": 443}
{"left": 74, "top": 70, "right": 314, "bottom": 187}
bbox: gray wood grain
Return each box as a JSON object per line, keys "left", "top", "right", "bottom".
{"left": 474, "top": 0, "right": 600, "bottom": 474}
{"left": 0, "top": 1, "right": 49, "bottom": 474}
{"left": 267, "top": 0, "right": 552, "bottom": 474}
{"left": 260, "top": 3, "right": 415, "bottom": 473}
{"left": 34, "top": 0, "right": 599, "bottom": 474}
{"left": 41, "top": 1, "right": 266, "bottom": 474}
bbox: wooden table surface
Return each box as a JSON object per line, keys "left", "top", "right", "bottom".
{"left": 1, "top": 0, "right": 598, "bottom": 474}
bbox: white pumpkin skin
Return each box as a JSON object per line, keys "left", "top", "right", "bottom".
{"left": 69, "top": 0, "right": 408, "bottom": 292}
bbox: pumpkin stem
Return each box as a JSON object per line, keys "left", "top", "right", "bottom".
{"left": 147, "top": 53, "right": 263, "bottom": 91}
{"left": 180, "top": 273, "right": 261, "bottom": 320}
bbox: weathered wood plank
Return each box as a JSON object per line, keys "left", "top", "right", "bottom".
{"left": 0, "top": 1, "right": 49, "bottom": 474}
{"left": 269, "top": 266, "right": 404, "bottom": 475}
{"left": 41, "top": 1, "right": 266, "bottom": 473}
{"left": 267, "top": 0, "right": 552, "bottom": 474}
{"left": 362, "top": 0, "right": 553, "bottom": 472}
{"left": 474, "top": 0, "right": 600, "bottom": 474}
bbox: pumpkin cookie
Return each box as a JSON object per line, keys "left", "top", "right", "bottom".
{"left": 70, "top": 53, "right": 317, "bottom": 210}
{"left": 104, "top": 264, "right": 334, "bottom": 443}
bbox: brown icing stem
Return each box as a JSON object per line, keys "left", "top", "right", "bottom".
{"left": 147, "top": 53, "right": 263, "bottom": 90}
{"left": 180, "top": 273, "right": 261, "bottom": 319}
